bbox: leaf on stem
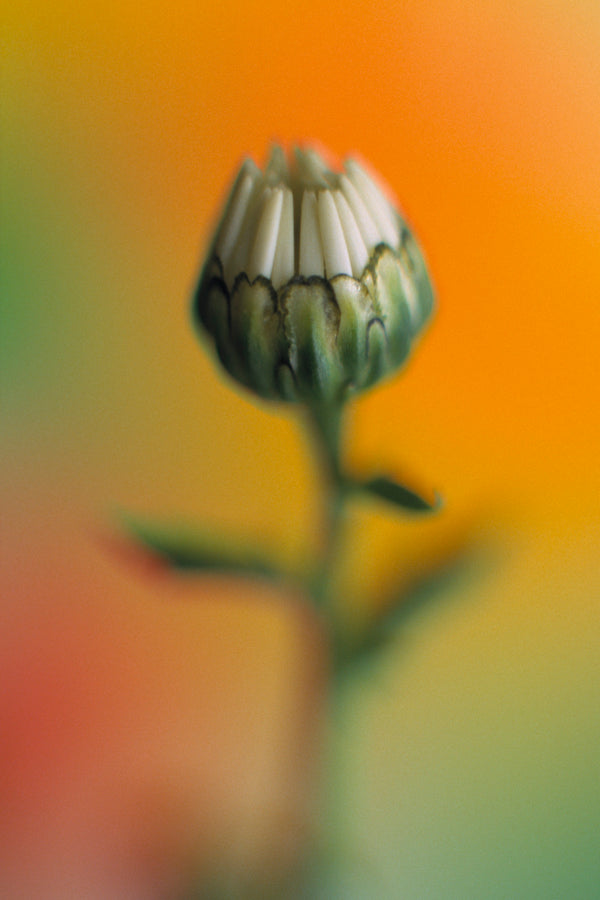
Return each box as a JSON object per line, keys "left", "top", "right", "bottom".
{"left": 354, "top": 475, "right": 441, "bottom": 513}
{"left": 336, "top": 528, "right": 490, "bottom": 679}
{"left": 120, "top": 514, "right": 284, "bottom": 581}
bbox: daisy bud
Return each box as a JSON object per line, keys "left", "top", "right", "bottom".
{"left": 193, "top": 145, "right": 434, "bottom": 404}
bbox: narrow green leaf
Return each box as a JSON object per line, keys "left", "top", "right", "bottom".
{"left": 120, "top": 514, "right": 284, "bottom": 581}
{"left": 335, "top": 532, "right": 489, "bottom": 681}
{"left": 357, "top": 475, "right": 441, "bottom": 513}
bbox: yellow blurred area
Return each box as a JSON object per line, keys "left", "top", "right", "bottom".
{"left": 2, "top": 0, "right": 599, "bottom": 896}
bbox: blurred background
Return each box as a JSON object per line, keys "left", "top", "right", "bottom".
{"left": 2, "top": 0, "right": 599, "bottom": 896}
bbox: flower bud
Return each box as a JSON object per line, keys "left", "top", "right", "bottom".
{"left": 193, "top": 145, "right": 434, "bottom": 404}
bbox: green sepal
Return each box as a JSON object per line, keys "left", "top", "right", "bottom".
{"left": 281, "top": 277, "right": 345, "bottom": 404}
{"left": 361, "top": 318, "right": 389, "bottom": 389}
{"left": 399, "top": 231, "right": 435, "bottom": 336}
{"left": 353, "top": 475, "right": 441, "bottom": 513}
{"left": 275, "top": 362, "right": 298, "bottom": 401}
{"left": 330, "top": 274, "right": 375, "bottom": 388}
{"left": 196, "top": 279, "right": 247, "bottom": 388}
{"left": 229, "top": 274, "right": 283, "bottom": 399}
{"left": 121, "top": 515, "right": 284, "bottom": 580}
{"left": 362, "top": 245, "right": 412, "bottom": 370}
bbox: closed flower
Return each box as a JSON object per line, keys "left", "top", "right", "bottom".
{"left": 194, "top": 145, "right": 434, "bottom": 405}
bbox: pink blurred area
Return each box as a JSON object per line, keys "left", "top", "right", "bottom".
{"left": 1, "top": 455, "right": 326, "bottom": 897}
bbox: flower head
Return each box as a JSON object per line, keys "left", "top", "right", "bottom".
{"left": 194, "top": 144, "right": 434, "bottom": 404}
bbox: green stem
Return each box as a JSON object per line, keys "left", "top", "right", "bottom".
{"left": 300, "top": 403, "right": 364, "bottom": 893}
{"left": 306, "top": 402, "right": 343, "bottom": 481}
{"left": 305, "top": 402, "right": 349, "bottom": 652}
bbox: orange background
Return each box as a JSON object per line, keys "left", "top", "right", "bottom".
{"left": 2, "top": 0, "right": 600, "bottom": 896}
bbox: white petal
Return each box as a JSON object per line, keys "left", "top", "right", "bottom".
{"left": 295, "top": 146, "right": 332, "bottom": 189}
{"left": 333, "top": 191, "right": 369, "bottom": 277}
{"left": 271, "top": 187, "right": 294, "bottom": 288}
{"left": 318, "top": 190, "right": 352, "bottom": 278}
{"left": 226, "top": 179, "right": 266, "bottom": 285}
{"left": 264, "top": 144, "right": 288, "bottom": 185}
{"left": 339, "top": 174, "right": 380, "bottom": 251}
{"left": 345, "top": 159, "right": 399, "bottom": 248}
{"left": 299, "top": 190, "right": 324, "bottom": 277}
{"left": 247, "top": 188, "right": 284, "bottom": 281}
{"left": 215, "top": 160, "right": 260, "bottom": 266}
